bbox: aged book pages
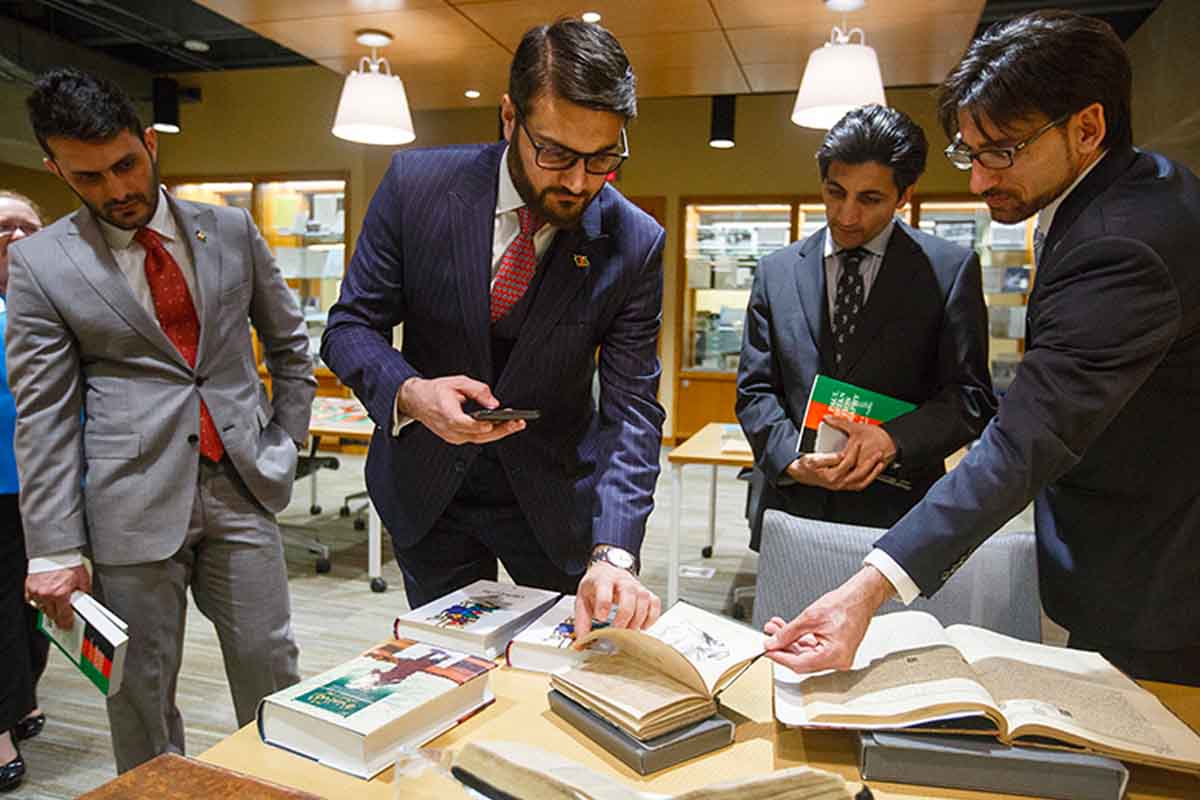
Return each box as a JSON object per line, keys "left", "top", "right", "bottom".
{"left": 451, "top": 740, "right": 851, "bottom": 800}
{"left": 775, "top": 611, "right": 1200, "bottom": 775}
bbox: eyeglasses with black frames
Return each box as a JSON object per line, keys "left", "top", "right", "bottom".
{"left": 513, "top": 103, "right": 629, "bottom": 175}
{"left": 944, "top": 114, "right": 1071, "bottom": 171}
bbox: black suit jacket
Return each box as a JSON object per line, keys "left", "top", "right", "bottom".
{"left": 878, "top": 147, "right": 1200, "bottom": 650}
{"left": 736, "top": 220, "right": 996, "bottom": 546}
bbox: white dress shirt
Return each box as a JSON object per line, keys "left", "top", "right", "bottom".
{"left": 392, "top": 146, "right": 557, "bottom": 432}
{"left": 28, "top": 188, "right": 198, "bottom": 574}
{"left": 864, "top": 153, "right": 1109, "bottom": 604}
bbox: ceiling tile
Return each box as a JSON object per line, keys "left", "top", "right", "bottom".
{"left": 451, "top": 0, "right": 719, "bottom": 48}
{"left": 251, "top": 8, "right": 493, "bottom": 60}
{"left": 197, "top": 1, "right": 445, "bottom": 25}
{"left": 712, "top": 0, "right": 983, "bottom": 30}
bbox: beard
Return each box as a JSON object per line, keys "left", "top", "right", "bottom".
{"left": 78, "top": 159, "right": 161, "bottom": 231}
{"left": 506, "top": 143, "right": 596, "bottom": 229}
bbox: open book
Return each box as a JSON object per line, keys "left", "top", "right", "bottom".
{"left": 551, "top": 602, "right": 764, "bottom": 740}
{"left": 774, "top": 611, "right": 1200, "bottom": 775}
{"left": 450, "top": 739, "right": 851, "bottom": 800}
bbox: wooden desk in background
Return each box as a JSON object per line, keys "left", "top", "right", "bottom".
{"left": 305, "top": 397, "right": 386, "bottom": 592}
{"left": 198, "top": 658, "right": 1200, "bottom": 799}
{"left": 667, "top": 423, "right": 754, "bottom": 608}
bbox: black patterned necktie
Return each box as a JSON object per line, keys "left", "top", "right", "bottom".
{"left": 833, "top": 247, "right": 868, "bottom": 367}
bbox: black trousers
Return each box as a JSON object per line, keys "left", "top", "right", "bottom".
{"left": 393, "top": 447, "right": 581, "bottom": 609}
{"left": 0, "top": 493, "right": 49, "bottom": 732}
{"left": 1068, "top": 634, "right": 1200, "bottom": 687}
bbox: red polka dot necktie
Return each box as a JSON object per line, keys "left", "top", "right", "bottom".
{"left": 490, "top": 206, "right": 545, "bottom": 322}
{"left": 134, "top": 227, "right": 224, "bottom": 462}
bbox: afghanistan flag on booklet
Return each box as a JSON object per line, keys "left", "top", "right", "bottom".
{"left": 37, "top": 592, "right": 129, "bottom": 697}
{"left": 800, "top": 374, "right": 916, "bottom": 454}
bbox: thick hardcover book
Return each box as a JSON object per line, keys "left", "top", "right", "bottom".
{"left": 257, "top": 639, "right": 496, "bottom": 779}
{"left": 38, "top": 591, "right": 129, "bottom": 697}
{"left": 774, "top": 610, "right": 1200, "bottom": 776}
{"left": 505, "top": 595, "right": 614, "bottom": 675}
{"left": 393, "top": 579, "right": 561, "bottom": 659}
{"left": 548, "top": 689, "right": 734, "bottom": 775}
{"left": 79, "top": 753, "right": 321, "bottom": 799}
{"left": 858, "top": 731, "right": 1129, "bottom": 800}
{"left": 551, "top": 601, "right": 763, "bottom": 741}
{"left": 799, "top": 374, "right": 916, "bottom": 454}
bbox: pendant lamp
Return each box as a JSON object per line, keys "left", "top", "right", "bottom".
{"left": 791, "top": 1, "right": 886, "bottom": 130}
{"left": 332, "top": 30, "right": 416, "bottom": 145}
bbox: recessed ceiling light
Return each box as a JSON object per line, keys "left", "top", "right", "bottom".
{"left": 355, "top": 29, "right": 393, "bottom": 48}
{"left": 464, "top": 89, "right": 481, "bottom": 99}
{"left": 581, "top": 11, "right": 602, "bottom": 23}
{"left": 182, "top": 39, "right": 210, "bottom": 53}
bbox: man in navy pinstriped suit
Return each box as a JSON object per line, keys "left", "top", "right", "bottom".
{"left": 322, "top": 19, "right": 665, "bottom": 636}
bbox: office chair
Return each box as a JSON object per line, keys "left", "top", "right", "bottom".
{"left": 339, "top": 489, "right": 370, "bottom": 531}
{"left": 281, "top": 440, "right": 340, "bottom": 573}
{"left": 752, "top": 510, "right": 1041, "bottom": 642}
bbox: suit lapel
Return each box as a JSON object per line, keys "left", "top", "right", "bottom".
{"left": 836, "top": 222, "right": 920, "bottom": 377}
{"left": 172, "top": 197, "right": 221, "bottom": 370}
{"left": 792, "top": 230, "right": 836, "bottom": 376}
{"left": 64, "top": 208, "right": 190, "bottom": 369}
{"left": 505, "top": 192, "right": 606, "bottom": 373}
{"left": 449, "top": 145, "right": 503, "bottom": 380}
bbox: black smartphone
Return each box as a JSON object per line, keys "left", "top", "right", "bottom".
{"left": 469, "top": 408, "right": 541, "bottom": 422}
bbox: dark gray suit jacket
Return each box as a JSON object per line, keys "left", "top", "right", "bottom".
{"left": 737, "top": 221, "right": 995, "bottom": 546}
{"left": 877, "top": 147, "right": 1200, "bottom": 650}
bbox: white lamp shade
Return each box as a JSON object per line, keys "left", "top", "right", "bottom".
{"left": 791, "top": 41, "right": 886, "bottom": 130}
{"left": 332, "top": 69, "right": 416, "bottom": 145}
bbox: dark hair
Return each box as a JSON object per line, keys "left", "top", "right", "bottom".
{"left": 0, "top": 190, "right": 44, "bottom": 225}
{"left": 26, "top": 67, "right": 144, "bottom": 158}
{"left": 816, "top": 104, "right": 928, "bottom": 194}
{"left": 509, "top": 18, "right": 637, "bottom": 120}
{"left": 938, "top": 10, "right": 1132, "bottom": 151}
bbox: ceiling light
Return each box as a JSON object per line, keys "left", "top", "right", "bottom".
{"left": 182, "top": 39, "right": 210, "bottom": 53}
{"left": 581, "top": 12, "right": 602, "bottom": 23}
{"left": 464, "top": 89, "right": 481, "bottom": 99}
{"left": 332, "top": 29, "right": 416, "bottom": 146}
{"left": 709, "top": 95, "right": 736, "bottom": 149}
{"left": 825, "top": 0, "right": 865, "bottom": 10}
{"left": 791, "top": 20, "right": 885, "bottom": 129}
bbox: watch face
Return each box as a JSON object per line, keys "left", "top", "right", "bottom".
{"left": 605, "top": 548, "right": 635, "bottom": 570}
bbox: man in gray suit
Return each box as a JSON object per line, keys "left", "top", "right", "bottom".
{"left": 10, "top": 69, "right": 315, "bottom": 772}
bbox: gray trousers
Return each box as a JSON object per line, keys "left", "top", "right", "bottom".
{"left": 93, "top": 458, "right": 300, "bottom": 773}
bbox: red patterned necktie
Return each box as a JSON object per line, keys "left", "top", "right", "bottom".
{"left": 134, "top": 227, "right": 225, "bottom": 462}
{"left": 490, "top": 206, "right": 545, "bottom": 322}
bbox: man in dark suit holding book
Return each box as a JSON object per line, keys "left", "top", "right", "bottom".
{"left": 766, "top": 11, "right": 1200, "bottom": 686}
{"left": 736, "top": 105, "right": 996, "bottom": 547}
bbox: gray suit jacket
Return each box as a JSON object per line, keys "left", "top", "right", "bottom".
{"left": 6, "top": 194, "right": 316, "bottom": 565}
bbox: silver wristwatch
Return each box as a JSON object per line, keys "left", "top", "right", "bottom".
{"left": 588, "top": 545, "right": 639, "bottom": 576}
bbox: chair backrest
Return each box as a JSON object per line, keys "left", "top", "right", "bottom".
{"left": 752, "top": 510, "right": 1041, "bottom": 642}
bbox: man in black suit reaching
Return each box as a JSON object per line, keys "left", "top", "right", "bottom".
{"left": 765, "top": 11, "right": 1200, "bottom": 686}
{"left": 737, "top": 104, "right": 995, "bottom": 548}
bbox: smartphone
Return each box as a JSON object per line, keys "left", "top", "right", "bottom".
{"left": 469, "top": 408, "right": 541, "bottom": 422}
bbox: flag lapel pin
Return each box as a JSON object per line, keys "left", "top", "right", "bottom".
{"left": 573, "top": 254, "right": 590, "bottom": 269}
{"left": 196, "top": 229, "right": 207, "bottom": 242}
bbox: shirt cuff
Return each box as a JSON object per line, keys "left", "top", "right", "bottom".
{"left": 392, "top": 384, "right": 418, "bottom": 436}
{"left": 863, "top": 547, "right": 920, "bottom": 605}
{"left": 28, "top": 549, "right": 85, "bottom": 573}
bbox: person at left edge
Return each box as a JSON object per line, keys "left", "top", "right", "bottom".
{"left": 11, "top": 68, "right": 315, "bottom": 773}
{"left": 321, "top": 19, "right": 666, "bottom": 637}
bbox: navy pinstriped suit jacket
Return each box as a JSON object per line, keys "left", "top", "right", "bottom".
{"left": 321, "top": 141, "right": 666, "bottom": 574}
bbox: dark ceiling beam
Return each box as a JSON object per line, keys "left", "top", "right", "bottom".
{"left": 980, "top": 0, "right": 1161, "bottom": 23}
{"left": 78, "top": 29, "right": 261, "bottom": 48}
{"left": 31, "top": 0, "right": 219, "bottom": 71}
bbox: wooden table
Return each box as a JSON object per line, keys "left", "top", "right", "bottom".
{"left": 666, "top": 422, "right": 754, "bottom": 607}
{"left": 199, "top": 658, "right": 1200, "bottom": 799}
{"left": 304, "top": 397, "right": 385, "bottom": 592}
